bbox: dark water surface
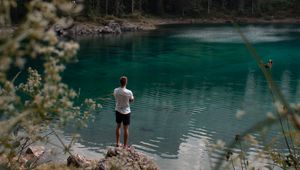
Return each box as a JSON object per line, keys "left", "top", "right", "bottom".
{"left": 63, "top": 24, "right": 300, "bottom": 169}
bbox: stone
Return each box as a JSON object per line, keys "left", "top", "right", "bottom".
{"left": 9, "top": 145, "right": 47, "bottom": 169}
{"left": 102, "top": 26, "right": 114, "bottom": 34}
{"left": 106, "top": 148, "right": 117, "bottom": 158}
{"left": 25, "top": 146, "right": 45, "bottom": 158}
{"left": 67, "top": 154, "right": 92, "bottom": 168}
{"left": 107, "top": 21, "right": 121, "bottom": 34}
{"left": 121, "top": 22, "right": 138, "bottom": 32}
{"left": 97, "top": 27, "right": 104, "bottom": 33}
{"left": 48, "top": 19, "right": 152, "bottom": 37}
{"left": 98, "top": 147, "right": 159, "bottom": 170}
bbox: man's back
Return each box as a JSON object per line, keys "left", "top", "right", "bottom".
{"left": 114, "top": 76, "right": 133, "bottom": 148}
{"left": 114, "top": 87, "right": 133, "bottom": 114}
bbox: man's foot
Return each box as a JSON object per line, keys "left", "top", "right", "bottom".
{"left": 116, "top": 143, "right": 122, "bottom": 147}
{"left": 123, "top": 145, "right": 131, "bottom": 150}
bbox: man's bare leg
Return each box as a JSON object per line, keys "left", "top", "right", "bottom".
{"left": 116, "top": 123, "right": 121, "bottom": 147}
{"left": 123, "top": 125, "right": 129, "bottom": 148}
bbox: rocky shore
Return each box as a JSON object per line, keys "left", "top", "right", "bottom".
{"left": 2, "top": 17, "right": 300, "bottom": 38}
{"left": 64, "top": 147, "right": 159, "bottom": 170}
{"left": 149, "top": 17, "right": 300, "bottom": 25}
{"left": 48, "top": 146, "right": 159, "bottom": 170}
{"left": 52, "top": 17, "right": 300, "bottom": 36}
{"left": 1, "top": 146, "right": 159, "bottom": 170}
{"left": 0, "top": 19, "right": 155, "bottom": 38}
{"left": 54, "top": 20, "right": 156, "bottom": 37}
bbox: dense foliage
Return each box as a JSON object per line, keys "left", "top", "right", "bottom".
{"left": 8, "top": 0, "right": 300, "bottom": 24}
{"left": 73, "top": 0, "right": 300, "bottom": 17}
{"left": 0, "top": 0, "right": 100, "bottom": 168}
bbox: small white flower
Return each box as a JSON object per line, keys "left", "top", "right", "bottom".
{"left": 34, "top": 95, "right": 42, "bottom": 104}
{"left": 69, "top": 90, "right": 77, "bottom": 98}
{"left": 15, "top": 57, "right": 26, "bottom": 69}
{"left": 0, "top": 57, "right": 12, "bottom": 71}
{"left": 64, "top": 101, "right": 73, "bottom": 107}
{"left": 7, "top": 104, "right": 15, "bottom": 111}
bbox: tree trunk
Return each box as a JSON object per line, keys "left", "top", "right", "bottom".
{"left": 297, "top": 0, "right": 300, "bottom": 14}
{"left": 257, "top": 0, "right": 261, "bottom": 12}
{"left": 222, "top": 0, "right": 226, "bottom": 10}
{"left": 96, "top": 0, "right": 101, "bottom": 16}
{"left": 157, "top": 0, "right": 164, "bottom": 14}
{"left": 93, "top": 0, "right": 96, "bottom": 10}
{"left": 139, "top": 0, "right": 142, "bottom": 11}
{"left": 251, "top": 0, "right": 254, "bottom": 14}
{"left": 207, "top": 0, "right": 211, "bottom": 14}
{"left": 115, "top": 0, "right": 120, "bottom": 16}
{"left": 197, "top": 0, "right": 202, "bottom": 12}
{"left": 239, "top": 0, "right": 245, "bottom": 12}
{"left": 105, "top": 0, "right": 108, "bottom": 15}
{"left": 131, "top": 0, "right": 134, "bottom": 13}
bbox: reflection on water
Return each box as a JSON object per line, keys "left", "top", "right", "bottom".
{"left": 173, "top": 25, "right": 300, "bottom": 43}
{"left": 63, "top": 24, "right": 300, "bottom": 169}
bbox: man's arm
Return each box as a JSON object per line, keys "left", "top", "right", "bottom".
{"left": 129, "top": 92, "right": 134, "bottom": 102}
{"left": 113, "top": 89, "right": 117, "bottom": 98}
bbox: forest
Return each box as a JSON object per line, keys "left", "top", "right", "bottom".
{"left": 10, "top": 0, "right": 300, "bottom": 24}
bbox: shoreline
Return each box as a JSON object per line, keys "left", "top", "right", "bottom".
{"left": 57, "top": 17, "right": 300, "bottom": 36}
{"left": 148, "top": 17, "right": 300, "bottom": 25}
{"left": 1, "top": 17, "right": 300, "bottom": 37}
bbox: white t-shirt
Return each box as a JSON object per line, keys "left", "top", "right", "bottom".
{"left": 114, "top": 87, "right": 134, "bottom": 114}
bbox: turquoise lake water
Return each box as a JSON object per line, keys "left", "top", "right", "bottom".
{"left": 63, "top": 24, "right": 300, "bottom": 169}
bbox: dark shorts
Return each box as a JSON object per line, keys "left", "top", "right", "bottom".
{"left": 115, "top": 111, "right": 131, "bottom": 126}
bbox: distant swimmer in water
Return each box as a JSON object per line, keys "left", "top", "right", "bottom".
{"left": 264, "top": 59, "right": 273, "bottom": 69}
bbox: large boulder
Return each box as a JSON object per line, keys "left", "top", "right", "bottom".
{"left": 98, "top": 147, "right": 159, "bottom": 170}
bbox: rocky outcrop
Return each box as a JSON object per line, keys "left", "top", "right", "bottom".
{"left": 53, "top": 20, "right": 152, "bottom": 37}
{"left": 25, "top": 146, "right": 45, "bottom": 157}
{"left": 67, "top": 154, "right": 97, "bottom": 169}
{"left": 98, "top": 147, "right": 159, "bottom": 170}
{"left": 6, "top": 145, "right": 47, "bottom": 169}
{"left": 121, "top": 22, "right": 141, "bottom": 32}
{"left": 2, "top": 145, "right": 159, "bottom": 170}
{"left": 65, "top": 147, "right": 159, "bottom": 170}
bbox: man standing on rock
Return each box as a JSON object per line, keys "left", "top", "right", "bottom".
{"left": 114, "top": 76, "right": 134, "bottom": 148}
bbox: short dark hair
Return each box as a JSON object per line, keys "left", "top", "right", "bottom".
{"left": 120, "top": 76, "right": 127, "bottom": 87}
